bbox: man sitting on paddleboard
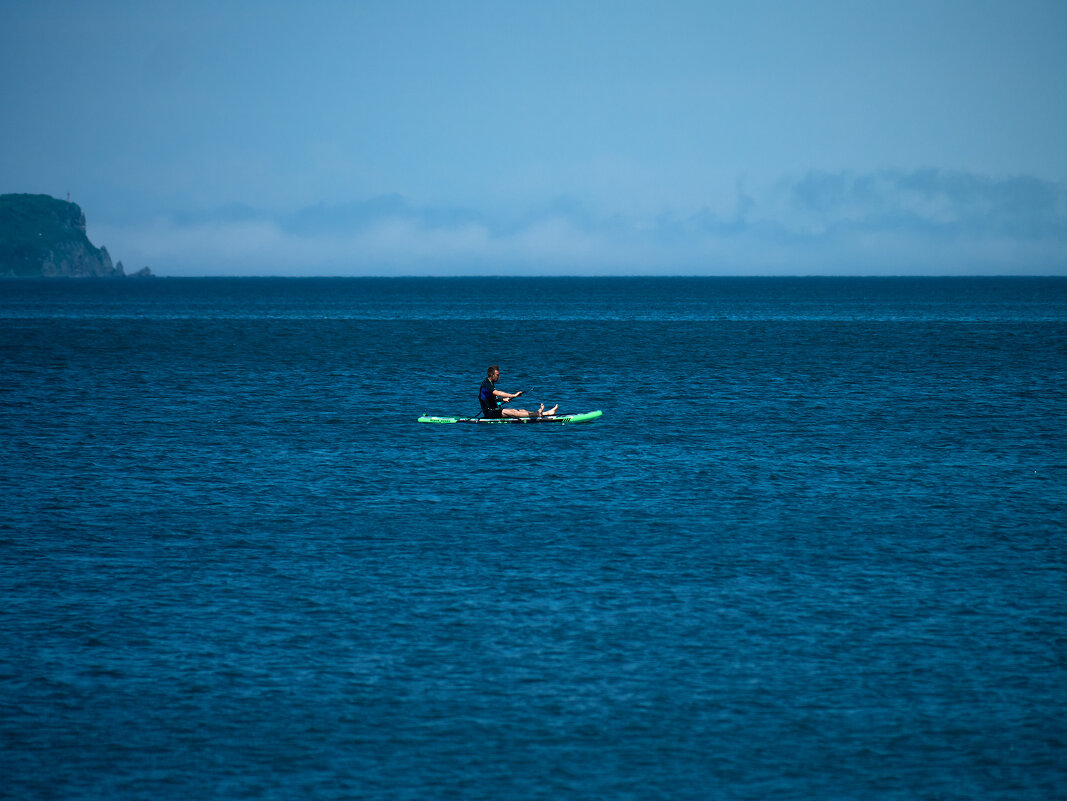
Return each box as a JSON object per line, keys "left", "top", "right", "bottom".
{"left": 479, "top": 366, "right": 558, "bottom": 419}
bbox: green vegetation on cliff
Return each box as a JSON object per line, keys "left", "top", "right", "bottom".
{"left": 0, "top": 193, "right": 121, "bottom": 277}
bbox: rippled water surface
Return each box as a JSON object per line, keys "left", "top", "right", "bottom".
{"left": 2, "top": 277, "right": 1065, "bottom": 799}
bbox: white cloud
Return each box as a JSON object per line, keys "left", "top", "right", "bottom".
{"left": 94, "top": 170, "right": 1067, "bottom": 276}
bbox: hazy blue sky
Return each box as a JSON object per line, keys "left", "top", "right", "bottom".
{"left": 2, "top": 0, "right": 1066, "bottom": 275}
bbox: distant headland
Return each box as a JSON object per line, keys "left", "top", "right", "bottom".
{"left": 0, "top": 193, "right": 151, "bottom": 278}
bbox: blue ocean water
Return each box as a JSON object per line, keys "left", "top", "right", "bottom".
{"left": 1, "top": 276, "right": 1065, "bottom": 800}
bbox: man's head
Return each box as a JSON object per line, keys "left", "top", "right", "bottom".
{"left": 487, "top": 365, "right": 500, "bottom": 381}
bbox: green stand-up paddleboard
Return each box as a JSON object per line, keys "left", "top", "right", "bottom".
{"left": 418, "top": 410, "right": 603, "bottom": 425}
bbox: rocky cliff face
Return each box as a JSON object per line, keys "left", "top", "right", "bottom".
{"left": 39, "top": 241, "right": 120, "bottom": 277}
{"left": 0, "top": 193, "right": 126, "bottom": 277}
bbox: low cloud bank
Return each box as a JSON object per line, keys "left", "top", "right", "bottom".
{"left": 98, "top": 170, "right": 1067, "bottom": 275}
